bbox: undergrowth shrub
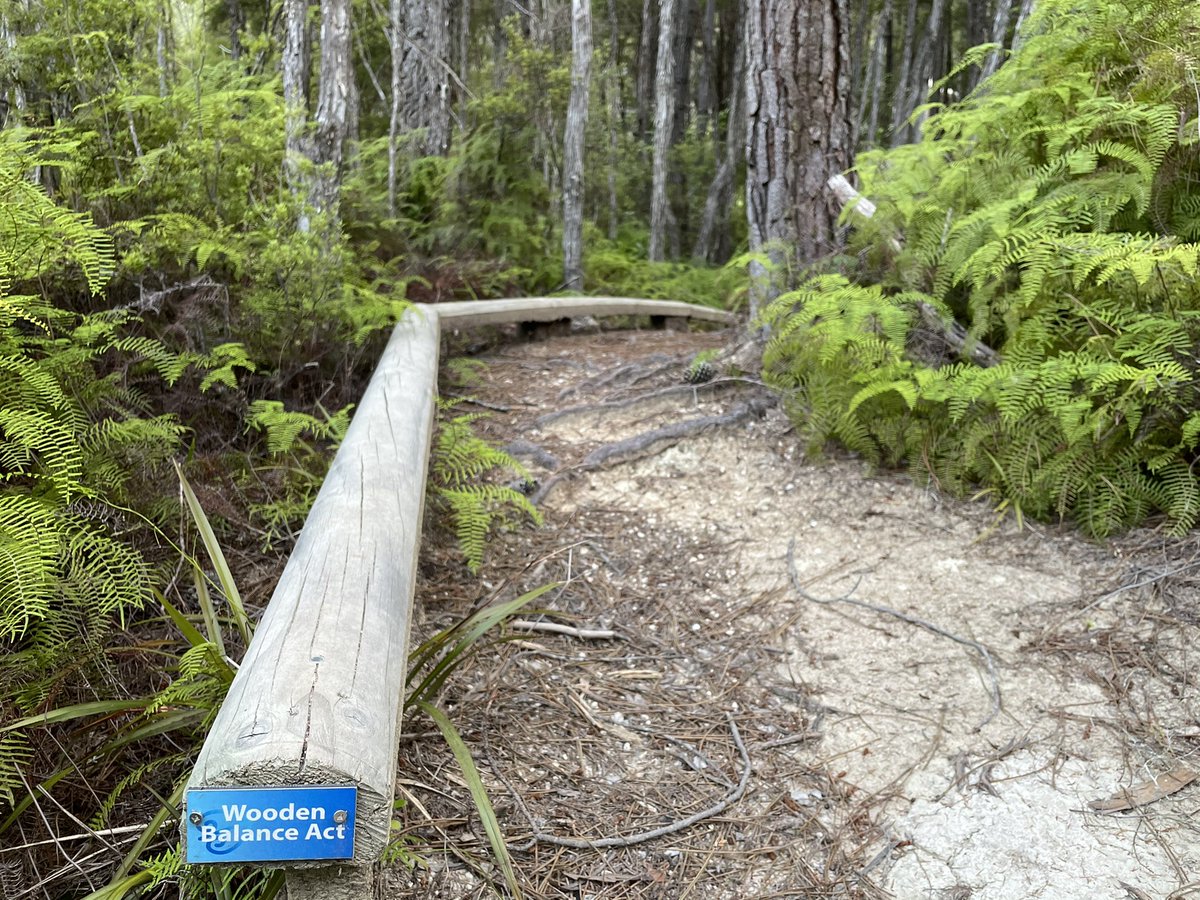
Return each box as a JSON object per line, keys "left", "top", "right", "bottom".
{"left": 764, "top": 0, "right": 1200, "bottom": 537}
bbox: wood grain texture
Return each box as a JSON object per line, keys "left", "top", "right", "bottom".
{"left": 186, "top": 306, "right": 440, "bottom": 863}
{"left": 428, "top": 296, "right": 737, "bottom": 328}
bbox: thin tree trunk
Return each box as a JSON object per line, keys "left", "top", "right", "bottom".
{"left": 310, "top": 0, "right": 356, "bottom": 215}
{"left": 979, "top": 0, "right": 1014, "bottom": 81}
{"left": 648, "top": 0, "right": 676, "bottom": 261}
{"left": 635, "top": 0, "right": 656, "bottom": 140}
{"left": 888, "top": 0, "right": 918, "bottom": 144}
{"left": 606, "top": 0, "right": 621, "bottom": 239}
{"left": 562, "top": 0, "right": 591, "bottom": 291}
{"left": 693, "top": 36, "right": 742, "bottom": 262}
{"left": 1011, "top": 0, "right": 1035, "bottom": 56}
{"left": 225, "top": 0, "right": 244, "bottom": 61}
{"left": 902, "top": 0, "right": 946, "bottom": 142}
{"left": 864, "top": 0, "right": 891, "bottom": 147}
{"left": 745, "top": 0, "right": 851, "bottom": 318}
{"left": 696, "top": 0, "right": 715, "bottom": 137}
{"left": 283, "top": 0, "right": 311, "bottom": 201}
{"left": 388, "top": 0, "right": 402, "bottom": 217}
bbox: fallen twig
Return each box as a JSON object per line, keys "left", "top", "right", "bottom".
{"left": 509, "top": 620, "right": 617, "bottom": 640}
{"left": 786, "top": 539, "right": 1001, "bottom": 732}
{"left": 537, "top": 379, "right": 740, "bottom": 428}
{"left": 523, "top": 712, "right": 751, "bottom": 850}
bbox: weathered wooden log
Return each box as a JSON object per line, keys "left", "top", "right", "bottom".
{"left": 432, "top": 296, "right": 736, "bottom": 328}
{"left": 184, "top": 306, "right": 440, "bottom": 895}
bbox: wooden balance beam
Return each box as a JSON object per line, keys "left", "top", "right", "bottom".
{"left": 182, "top": 298, "right": 736, "bottom": 898}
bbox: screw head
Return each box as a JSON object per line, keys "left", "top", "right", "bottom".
{"left": 189, "top": 812, "right": 203, "bottom": 826}
{"left": 333, "top": 810, "right": 348, "bottom": 824}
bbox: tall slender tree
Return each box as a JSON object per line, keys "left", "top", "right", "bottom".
{"left": 648, "top": 0, "right": 676, "bottom": 261}
{"left": 563, "top": 0, "right": 592, "bottom": 290}
{"left": 745, "top": 0, "right": 852, "bottom": 316}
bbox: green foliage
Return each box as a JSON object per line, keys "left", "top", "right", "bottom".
{"left": 430, "top": 400, "right": 542, "bottom": 573}
{"left": 765, "top": 0, "right": 1200, "bottom": 536}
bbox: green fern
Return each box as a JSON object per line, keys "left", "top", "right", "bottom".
{"left": 430, "top": 400, "right": 542, "bottom": 573}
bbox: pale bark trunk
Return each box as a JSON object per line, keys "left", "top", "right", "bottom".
{"left": 388, "top": 0, "right": 402, "bottom": 217}
{"left": 745, "top": 0, "right": 852, "bottom": 318}
{"left": 979, "top": 0, "right": 1015, "bottom": 81}
{"left": 562, "top": 0, "right": 592, "bottom": 291}
{"left": 310, "top": 0, "right": 356, "bottom": 216}
{"left": 864, "top": 1, "right": 891, "bottom": 147}
{"left": 648, "top": 0, "right": 676, "bottom": 262}
{"left": 399, "top": 0, "right": 450, "bottom": 155}
{"left": 283, "top": 0, "right": 311, "bottom": 199}
{"left": 1011, "top": 0, "right": 1036, "bottom": 55}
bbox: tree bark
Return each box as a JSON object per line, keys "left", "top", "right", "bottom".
{"left": 225, "top": 0, "right": 244, "bottom": 61}
{"left": 310, "top": 0, "right": 356, "bottom": 216}
{"left": 888, "top": 0, "right": 918, "bottom": 145}
{"left": 635, "top": 0, "right": 657, "bottom": 141}
{"left": 745, "top": 0, "right": 852, "bottom": 318}
{"left": 693, "top": 36, "right": 742, "bottom": 263}
{"left": 648, "top": 0, "right": 676, "bottom": 262}
{"left": 606, "top": 0, "right": 621, "bottom": 239}
{"left": 398, "top": 0, "right": 450, "bottom": 156}
{"left": 562, "top": 0, "right": 591, "bottom": 291}
{"left": 979, "top": 0, "right": 1015, "bottom": 82}
{"left": 283, "top": 0, "right": 312, "bottom": 202}
{"left": 903, "top": 0, "right": 946, "bottom": 141}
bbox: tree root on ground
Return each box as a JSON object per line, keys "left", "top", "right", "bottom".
{"left": 531, "top": 395, "right": 774, "bottom": 505}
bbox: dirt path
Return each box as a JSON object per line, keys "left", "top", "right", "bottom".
{"left": 396, "top": 325, "right": 1200, "bottom": 899}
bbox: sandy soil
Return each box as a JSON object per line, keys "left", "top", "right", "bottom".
{"left": 393, "top": 324, "right": 1200, "bottom": 899}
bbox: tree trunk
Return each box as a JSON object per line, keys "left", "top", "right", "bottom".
{"left": 310, "top": 0, "right": 356, "bottom": 216}
{"left": 648, "top": 0, "right": 676, "bottom": 262}
{"left": 695, "top": 0, "right": 715, "bottom": 137}
{"left": 745, "top": 0, "right": 851, "bottom": 317}
{"left": 693, "top": 36, "right": 742, "bottom": 263}
{"left": 606, "top": 0, "right": 621, "bottom": 239}
{"left": 225, "top": 0, "right": 244, "bottom": 61}
{"left": 635, "top": 0, "right": 656, "bottom": 141}
{"left": 283, "top": 0, "right": 311, "bottom": 200}
{"left": 388, "top": 0, "right": 402, "bottom": 217}
{"left": 979, "top": 0, "right": 1015, "bottom": 82}
{"left": 399, "top": 0, "right": 450, "bottom": 156}
{"left": 897, "top": 0, "right": 950, "bottom": 145}
{"left": 562, "top": 0, "right": 591, "bottom": 291}
{"left": 864, "top": 0, "right": 891, "bottom": 148}
{"left": 888, "top": 0, "right": 918, "bottom": 145}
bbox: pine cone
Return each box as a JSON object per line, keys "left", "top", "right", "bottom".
{"left": 683, "top": 360, "right": 716, "bottom": 384}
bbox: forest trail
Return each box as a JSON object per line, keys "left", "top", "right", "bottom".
{"left": 399, "top": 324, "right": 1200, "bottom": 899}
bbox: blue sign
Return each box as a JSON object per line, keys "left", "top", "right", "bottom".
{"left": 185, "top": 785, "right": 357, "bottom": 864}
